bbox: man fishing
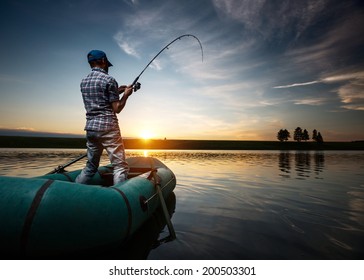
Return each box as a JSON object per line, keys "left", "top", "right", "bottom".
{"left": 76, "top": 50, "right": 133, "bottom": 185}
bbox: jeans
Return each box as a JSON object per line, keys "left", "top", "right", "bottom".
{"left": 75, "top": 129, "right": 129, "bottom": 185}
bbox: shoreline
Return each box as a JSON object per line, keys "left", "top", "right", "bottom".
{"left": 0, "top": 136, "right": 363, "bottom": 150}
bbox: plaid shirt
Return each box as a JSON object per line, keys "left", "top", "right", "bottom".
{"left": 81, "top": 67, "right": 120, "bottom": 131}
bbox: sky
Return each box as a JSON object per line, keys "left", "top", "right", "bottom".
{"left": 0, "top": 0, "right": 363, "bottom": 141}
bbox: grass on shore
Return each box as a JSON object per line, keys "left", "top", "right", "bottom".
{"left": 0, "top": 136, "right": 363, "bottom": 150}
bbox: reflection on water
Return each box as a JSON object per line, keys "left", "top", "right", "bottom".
{"left": 279, "top": 151, "right": 325, "bottom": 180}
{"left": 0, "top": 148, "right": 364, "bottom": 260}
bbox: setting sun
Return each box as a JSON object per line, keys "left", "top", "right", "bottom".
{"left": 139, "top": 130, "right": 154, "bottom": 140}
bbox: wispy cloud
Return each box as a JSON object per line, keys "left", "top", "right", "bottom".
{"left": 274, "top": 71, "right": 364, "bottom": 110}
{"left": 123, "top": 0, "right": 139, "bottom": 6}
{"left": 150, "top": 59, "right": 162, "bottom": 71}
{"left": 273, "top": 72, "right": 364, "bottom": 89}
{"left": 273, "top": 81, "right": 320, "bottom": 89}
{"left": 293, "top": 97, "right": 329, "bottom": 106}
{"left": 212, "top": 0, "right": 328, "bottom": 40}
{"left": 286, "top": 7, "right": 364, "bottom": 65}
{"left": 322, "top": 72, "right": 364, "bottom": 83}
{"left": 211, "top": 0, "right": 364, "bottom": 113}
{"left": 337, "top": 79, "right": 364, "bottom": 111}
{"left": 0, "top": 126, "right": 35, "bottom": 131}
{"left": 113, "top": 31, "right": 140, "bottom": 58}
{"left": 212, "top": 0, "right": 266, "bottom": 26}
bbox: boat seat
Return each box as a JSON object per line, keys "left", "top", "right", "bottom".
{"left": 99, "top": 167, "right": 154, "bottom": 185}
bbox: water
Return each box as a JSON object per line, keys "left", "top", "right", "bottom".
{"left": 0, "top": 148, "right": 363, "bottom": 259}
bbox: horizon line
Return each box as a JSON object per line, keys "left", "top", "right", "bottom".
{"left": 0, "top": 129, "right": 362, "bottom": 142}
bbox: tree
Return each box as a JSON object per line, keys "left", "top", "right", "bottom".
{"left": 302, "top": 129, "right": 310, "bottom": 141}
{"left": 316, "top": 132, "right": 324, "bottom": 143}
{"left": 312, "top": 129, "right": 318, "bottom": 142}
{"left": 294, "top": 127, "right": 303, "bottom": 142}
{"left": 277, "top": 129, "right": 290, "bottom": 142}
{"left": 312, "top": 129, "right": 324, "bottom": 143}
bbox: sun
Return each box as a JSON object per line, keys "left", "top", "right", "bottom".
{"left": 140, "top": 130, "right": 154, "bottom": 140}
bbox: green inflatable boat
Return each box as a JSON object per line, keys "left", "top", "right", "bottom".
{"left": 0, "top": 157, "right": 176, "bottom": 258}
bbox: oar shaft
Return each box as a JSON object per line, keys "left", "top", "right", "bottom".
{"left": 47, "top": 154, "right": 87, "bottom": 174}
{"left": 150, "top": 158, "right": 176, "bottom": 240}
{"left": 156, "top": 179, "right": 176, "bottom": 239}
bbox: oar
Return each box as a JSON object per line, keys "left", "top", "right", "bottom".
{"left": 150, "top": 158, "right": 176, "bottom": 240}
{"left": 47, "top": 154, "right": 87, "bottom": 174}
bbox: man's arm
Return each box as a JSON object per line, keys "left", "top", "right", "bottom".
{"left": 111, "top": 85, "right": 133, "bottom": 114}
{"left": 117, "top": 85, "right": 127, "bottom": 93}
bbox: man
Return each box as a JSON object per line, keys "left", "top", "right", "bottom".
{"left": 76, "top": 50, "right": 133, "bottom": 185}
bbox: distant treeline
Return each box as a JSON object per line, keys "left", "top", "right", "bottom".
{"left": 0, "top": 136, "right": 363, "bottom": 150}
{"left": 277, "top": 127, "right": 323, "bottom": 142}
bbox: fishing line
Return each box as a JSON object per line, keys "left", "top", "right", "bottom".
{"left": 131, "top": 34, "right": 204, "bottom": 91}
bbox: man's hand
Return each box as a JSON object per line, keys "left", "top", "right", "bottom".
{"left": 118, "top": 85, "right": 127, "bottom": 94}
{"left": 124, "top": 85, "right": 133, "bottom": 97}
{"left": 112, "top": 85, "right": 133, "bottom": 114}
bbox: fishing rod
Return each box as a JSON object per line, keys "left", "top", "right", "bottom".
{"left": 131, "top": 34, "right": 204, "bottom": 91}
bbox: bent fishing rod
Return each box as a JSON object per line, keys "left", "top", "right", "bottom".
{"left": 131, "top": 34, "right": 204, "bottom": 91}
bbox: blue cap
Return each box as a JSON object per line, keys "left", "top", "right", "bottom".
{"left": 87, "top": 50, "right": 113, "bottom": 66}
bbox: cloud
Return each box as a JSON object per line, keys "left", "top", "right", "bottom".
{"left": 322, "top": 72, "right": 364, "bottom": 83}
{"left": 212, "top": 0, "right": 266, "bottom": 26}
{"left": 212, "top": 0, "right": 328, "bottom": 40}
{"left": 150, "top": 59, "right": 162, "bottom": 71}
{"left": 273, "top": 71, "right": 364, "bottom": 110}
{"left": 115, "top": 0, "right": 364, "bottom": 117}
{"left": 274, "top": 72, "right": 364, "bottom": 90}
{"left": 284, "top": 8, "right": 364, "bottom": 71}
{"left": 123, "top": 0, "right": 139, "bottom": 6}
{"left": 0, "top": 128, "right": 84, "bottom": 138}
{"left": 273, "top": 5, "right": 364, "bottom": 111}
{"left": 293, "top": 98, "right": 328, "bottom": 106}
{"left": 112, "top": 2, "right": 209, "bottom": 68}
{"left": 273, "top": 81, "right": 320, "bottom": 89}
{"left": 113, "top": 31, "right": 140, "bottom": 58}
{"left": 337, "top": 80, "right": 364, "bottom": 111}
{"left": 324, "top": 72, "right": 364, "bottom": 111}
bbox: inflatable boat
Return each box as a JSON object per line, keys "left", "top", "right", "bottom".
{"left": 0, "top": 156, "right": 176, "bottom": 258}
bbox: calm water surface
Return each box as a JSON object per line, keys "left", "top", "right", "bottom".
{"left": 0, "top": 148, "right": 363, "bottom": 259}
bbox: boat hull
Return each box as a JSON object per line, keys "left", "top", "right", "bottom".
{"left": 0, "top": 157, "right": 176, "bottom": 258}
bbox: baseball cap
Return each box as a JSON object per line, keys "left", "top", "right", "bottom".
{"left": 87, "top": 50, "right": 113, "bottom": 66}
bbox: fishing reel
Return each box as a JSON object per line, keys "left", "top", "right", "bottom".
{"left": 133, "top": 82, "right": 141, "bottom": 92}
